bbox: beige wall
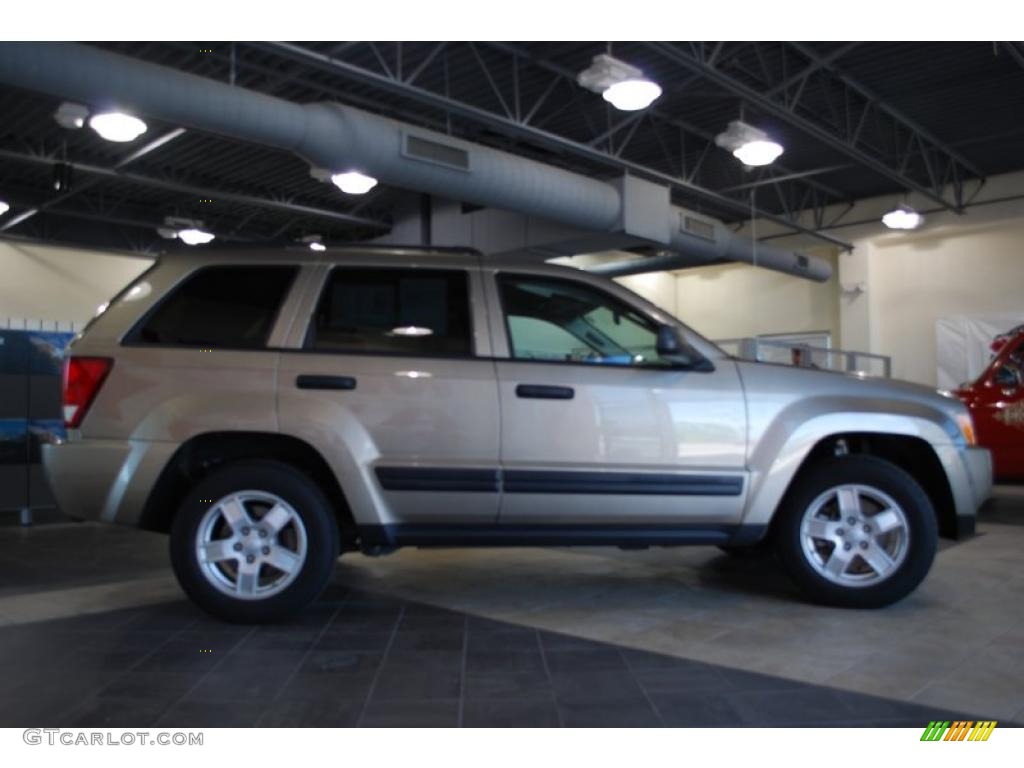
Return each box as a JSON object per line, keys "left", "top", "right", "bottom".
{"left": 844, "top": 215, "right": 1024, "bottom": 386}
{"left": 616, "top": 249, "right": 840, "bottom": 344}
{"left": 0, "top": 240, "right": 153, "bottom": 330}
{"left": 730, "top": 169, "right": 1024, "bottom": 386}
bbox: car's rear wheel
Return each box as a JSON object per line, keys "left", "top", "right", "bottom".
{"left": 773, "top": 455, "right": 937, "bottom": 608}
{"left": 170, "top": 460, "right": 339, "bottom": 623}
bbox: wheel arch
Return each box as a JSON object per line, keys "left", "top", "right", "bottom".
{"left": 769, "top": 432, "right": 958, "bottom": 540}
{"left": 138, "top": 431, "right": 358, "bottom": 548}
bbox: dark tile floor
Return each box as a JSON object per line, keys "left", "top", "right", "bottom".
{"left": 0, "top": 584, "right": 987, "bottom": 728}
{"left": 2, "top": 515, "right": 1021, "bottom": 727}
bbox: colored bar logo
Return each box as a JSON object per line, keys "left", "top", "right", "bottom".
{"left": 920, "top": 721, "right": 997, "bottom": 741}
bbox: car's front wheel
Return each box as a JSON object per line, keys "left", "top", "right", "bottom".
{"left": 170, "top": 460, "right": 339, "bottom": 623}
{"left": 773, "top": 455, "right": 938, "bottom": 608}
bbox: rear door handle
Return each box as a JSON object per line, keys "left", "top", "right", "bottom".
{"left": 515, "top": 384, "right": 574, "bottom": 400}
{"left": 296, "top": 374, "right": 357, "bottom": 391}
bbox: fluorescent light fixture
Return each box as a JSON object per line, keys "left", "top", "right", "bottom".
{"left": 602, "top": 80, "right": 662, "bottom": 111}
{"left": 331, "top": 171, "right": 377, "bottom": 195}
{"left": 882, "top": 206, "right": 923, "bottom": 230}
{"left": 309, "top": 242, "right": 326, "bottom": 252}
{"left": 391, "top": 326, "right": 433, "bottom": 337}
{"left": 0, "top": 200, "right": 9, "bottom": 216}
{"left": 577, "top": 54, "right": 662, "bottom": 112}
{"left": 715, "top": 120, "right": 785, "bottom": 167}
{"left": 176, "top": 228, "right": 215, "bottom": 245}
{"left": 88, "top": 112, "right": 148, "bottom": 142}
{"left": 732, "top": 139, "right": 785, "bottom": 167}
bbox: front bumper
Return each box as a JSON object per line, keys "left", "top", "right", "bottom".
{"left": 42, "top": 438, "right": 177, "bottom": 526}
{"left": 935, "top": 444, "right": 993, "bottom": 539}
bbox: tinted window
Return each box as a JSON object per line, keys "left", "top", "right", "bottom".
{"left": 499, "top": 274, "right": 668, "bottom": 367}
{"left": 133, "top": 265, "right": 297, "bottom": 348}
{"left": 309, "top": 268, "right": 472, "bottom": 356}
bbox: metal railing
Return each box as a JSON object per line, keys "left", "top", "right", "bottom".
{"left": 716, "top": 337, "right": 892, "bottom": 378}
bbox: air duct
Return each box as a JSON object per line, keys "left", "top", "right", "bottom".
{"left": 0, "top": 42, "right": 832, "bottom": 281}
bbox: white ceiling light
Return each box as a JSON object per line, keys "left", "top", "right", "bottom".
{"left": 300, "top": 234, "right": 326, "bottom": 251}
{"left": 715, "top": 120, "right": 785, "bottom": 167}
{"left": 176, "top": 228, "right": 216, "bottom": 245}
{"left": 0, "top": 200, "right": 9, "bottom": 216}
{"left": 577, "top": 54, "right": 662, "bottom": 112}
{"left": 331, "top": 171, "right": 378, "bottom": 195}
{"left": 882, "top": 205, "right": 923, "bottom": 230}
{"left": 88, "top": 112, "right": 148, "bottom": 142}
{"left": 156, "top": 216, "right": 215, "bottom": 245}
{"left": 602, "top": 80, "right": 663, "bottom": 112}
{"left": 732, "top": 139, "right": 785, "bottom": 167}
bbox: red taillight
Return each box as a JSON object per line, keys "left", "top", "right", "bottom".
{"left": 62, "top": 356, "right": 113, "bottom": 429}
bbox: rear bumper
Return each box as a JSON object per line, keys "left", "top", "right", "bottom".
{"left": 42, "top": 438, "right": 176, "bottom": 526}
{"left": 936, "top": 445, "right": 993, "bottom": 539}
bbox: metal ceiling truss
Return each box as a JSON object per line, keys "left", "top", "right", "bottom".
{"left": 8, "top": 41, "right": 990, "bottom": 252}
{"left": 254, "top": 41, "right": 854, "bottom": 249}
{"left": 0, "top": 147, "right": 390, "bottom": 236}
{"left": 1001, "top": 42, "right": 1024, "bottom": 71}
{"left": 646, "top": 42, "right": 985, "bottom": 212}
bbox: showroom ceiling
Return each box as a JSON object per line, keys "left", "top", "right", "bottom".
{"left": 1, "top": 41, "right": 1023, "bottom": 254}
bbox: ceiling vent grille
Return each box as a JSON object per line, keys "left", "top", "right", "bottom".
{"left": 402, "top": 133, "right": 471, "bottom": 172}
{"left": 681, "top": 213, "right": 715, "bottom": 241}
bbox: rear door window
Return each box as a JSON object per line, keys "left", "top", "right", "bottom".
{"left": 307, "top": 268, "right": 472, "bottom": 356}
{"left": 130, "top": 265, "right": 297, "bottom": 348}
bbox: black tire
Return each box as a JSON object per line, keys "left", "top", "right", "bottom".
{"left": 773, "top": 455, "right": 937, "bottom": 608}
{"left": 170, "top": 460, "right": 339, "bottom": 623}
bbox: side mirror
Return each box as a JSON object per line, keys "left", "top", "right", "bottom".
{"left": 656, "top": 325, "right": 714, "bottom": 371}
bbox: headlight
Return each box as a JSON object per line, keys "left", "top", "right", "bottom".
{"left": 954, "top": 412, "right": 977, "bottom": 446}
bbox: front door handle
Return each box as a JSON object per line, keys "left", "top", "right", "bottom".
{"left": 296, "top": 374, "right": 357, "bottom": 391}
{"left": 516, "top": 384, "right": 574, "bottom": 400}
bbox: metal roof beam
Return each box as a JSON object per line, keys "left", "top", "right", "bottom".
{"left": 786, "top": 42, "right": 984, "bottom": 178}
{"left": 647, "top": 42, "right": 982, "bottom": 212}
{"left": 256, "top": 42, "right": 852, "bottom": 250}
{"left": 1000, "top": 42, "right": 1024, "bottom": 71}
{"left": 0, "top": 148, "right": 391, "bottom": 232}
{"left": 2, "top": 128, "right": 188, "bottom": 232}
{"left": 720, "top": 164, "right": 852, "bottom": 193}
{"left": 486, "top": 41, "right": 852, "bottom": 203}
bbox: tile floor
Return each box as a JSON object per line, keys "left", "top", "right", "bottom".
{"left": 0, "top": 488, "right": 1021, "bottom": 727}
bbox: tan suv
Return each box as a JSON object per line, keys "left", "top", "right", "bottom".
{"left": 44, "top": 246, "right": 992, "bottom": 621}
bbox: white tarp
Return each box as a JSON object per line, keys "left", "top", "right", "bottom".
{"left": 936, "top": 314, "right": 1024, "bottom": 389}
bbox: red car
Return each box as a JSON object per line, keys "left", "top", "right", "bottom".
{"left": 956, "top": 326, "right": 1024, "bottom": 482}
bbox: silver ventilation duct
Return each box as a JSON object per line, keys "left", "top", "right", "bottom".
{"left": 0, "top": 42, "right": 832, "bottom": 281}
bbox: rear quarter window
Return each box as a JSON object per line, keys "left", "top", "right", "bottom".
{"left": 127, "top": 265, "right": 297, "bottom": 349}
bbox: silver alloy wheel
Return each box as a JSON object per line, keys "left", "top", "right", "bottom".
{"left": 799, "top": 484, "right": 910, "bottom": 588}
{"left": 195, "top": 491, "right": 308, "bottom": 601}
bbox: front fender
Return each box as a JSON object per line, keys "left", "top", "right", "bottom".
{"left": 743, "top": 400, "right": 956, "bottom": 529}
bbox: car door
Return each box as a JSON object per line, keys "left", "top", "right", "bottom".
{"left": 277, "top": 254, "right": 500, "bottom": 532}
{"left": 486, "top": 268, "right": 749, "bottom": 534}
